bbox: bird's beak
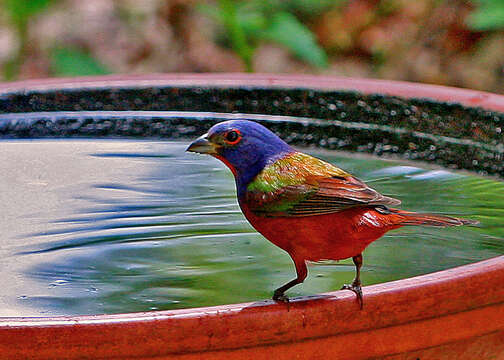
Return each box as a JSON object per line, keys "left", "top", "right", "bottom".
{"left": 186, "top": 134, "right": 219, "bottom": 155}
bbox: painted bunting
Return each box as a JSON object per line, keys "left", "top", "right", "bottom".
{"left": 187, "top": 120, "right": 477, "bottom": 307}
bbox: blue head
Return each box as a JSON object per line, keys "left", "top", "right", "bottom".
{"left": 187, "top": 120, "right": 293, "bottom": 191}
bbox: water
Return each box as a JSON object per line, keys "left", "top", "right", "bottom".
{"left": 0, "top": 138, "right": 503, "bottom": 316}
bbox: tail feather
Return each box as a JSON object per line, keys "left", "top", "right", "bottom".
{"left": 389, "top": 209, "right": 479, "bottom": 227}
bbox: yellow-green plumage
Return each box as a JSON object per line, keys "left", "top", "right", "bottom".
{"left": 247, "top": 152, "right": 350, "bottom": 193}
{"left": 244, "top": 151, "right": 400, "bottom": 217}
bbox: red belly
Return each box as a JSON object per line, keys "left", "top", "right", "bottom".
{"left": 241, "top": 205, "right": 403, "bottom": 262}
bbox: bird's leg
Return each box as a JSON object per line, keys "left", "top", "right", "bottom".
{"left": 341, "top": 253, "right": 364, "bottom": 309}
{"left": 273, "top": 257, "right": 307, "bottom": 303}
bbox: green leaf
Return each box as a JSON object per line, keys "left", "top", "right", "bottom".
{"left": 284, "top": 0, "right": 342, "bottom": 16}
{"left": 236, "top": 11, "right": 267, "bottom": 35}
{"left": 50, "top": 47, "right": 111, "bottom": 77}
{"left": 260, "top": 12, "right": 328, "bottom": 68}
{"left": 467, "top": 0, "right": 504, "bottom": 31}
{"left": 3, "top": 0, "right": 54, "bottom": 28}
{"left": 218, "top": 0, "right": 255, "bottom": 72}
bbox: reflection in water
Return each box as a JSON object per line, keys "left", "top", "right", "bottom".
{"left": 2, "top": 139, "right": 503, "bottom": 316}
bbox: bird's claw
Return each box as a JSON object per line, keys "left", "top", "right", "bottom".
{"left": 272, "top": 292, "right": 290, "bottom": 303}
{"left": 341, "top": 282, "right": 363, "bottom": 309}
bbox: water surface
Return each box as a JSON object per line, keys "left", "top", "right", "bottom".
{"left": 0, "top": 139, "right": 502, "bottom": 316}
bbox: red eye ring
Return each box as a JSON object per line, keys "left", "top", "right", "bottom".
{"left": 224, "top": 129, "right": 242, "bottom": 145}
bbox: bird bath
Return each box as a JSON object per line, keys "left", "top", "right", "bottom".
{"left": 0, "top": 74, "right": 503, "bottom": 359}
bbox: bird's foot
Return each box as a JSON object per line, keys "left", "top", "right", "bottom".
{"left": 272, "top": 291, "right": 290, "bottom": 303}
{"left": 341, "top": 282, "right": 363, "bottom": 309}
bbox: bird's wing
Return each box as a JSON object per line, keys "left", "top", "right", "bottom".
{"left": 245, "top": 152, "right": 400, "bottom": 217}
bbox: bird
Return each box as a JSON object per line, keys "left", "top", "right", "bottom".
{"left": 186, "top": 120, "right": 478, "bottom": 308}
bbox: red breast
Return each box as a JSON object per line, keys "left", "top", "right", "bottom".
{"left": 240, "top": 203, "right": 404, "bottom": 262}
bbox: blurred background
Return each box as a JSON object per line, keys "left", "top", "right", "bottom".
{"left": 0, "top": 0, "right": 503, "bottom": 93}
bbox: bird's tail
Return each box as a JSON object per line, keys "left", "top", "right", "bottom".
{"left": 388, "top": 208, "right": 479, "bottom": 227}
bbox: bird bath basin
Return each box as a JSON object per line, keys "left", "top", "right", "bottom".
{"left": 0, "top": 74, "right": 503, "bottom": 359}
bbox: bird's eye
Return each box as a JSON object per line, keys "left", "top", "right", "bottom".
{"left": 224, "top": 130, "right": 241, "bottom": 145}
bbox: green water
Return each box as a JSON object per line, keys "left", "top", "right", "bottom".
{"left": 0, "top": 139, "right": 502, "bottom": 316}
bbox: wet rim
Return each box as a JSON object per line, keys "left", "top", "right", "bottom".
{"left": 0, "top": 74, "right": 503, "bottom": 359}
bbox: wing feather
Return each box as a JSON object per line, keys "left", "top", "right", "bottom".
{"left": 245, "top": 152, "right": 400, "bottom": 217}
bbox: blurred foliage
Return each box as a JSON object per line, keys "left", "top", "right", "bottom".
{"left": 3, "top": 0, "right": 53, "bottom": 30}
{"left": 467, "top": 0, "right": 504, "bottom": 31}
{"left": 50, "top": 47, "right": 110, "bottom": 77}
{"left": 2, "top": 0, "right": 55, "bottom": 79}
{"left": 200, "top": 0, "right": 331, "bottom": 71}
{"left": 210, "top": 0, "right": 254, "bottom": 71}
{"left": 261, "top": 12, "right": 328, "bottom": 68}
{"left": 0, "top": 0, "right": 502, "bottom": 94}
{"left": 1, "top": 0, "right": 109, "bottom": 79}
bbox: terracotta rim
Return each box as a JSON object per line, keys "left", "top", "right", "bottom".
{"left": 1, "top": 73, "right": 504, "bottom": 113}
{"left": 0, "top": 74, "right": 503, "bottom": 359}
